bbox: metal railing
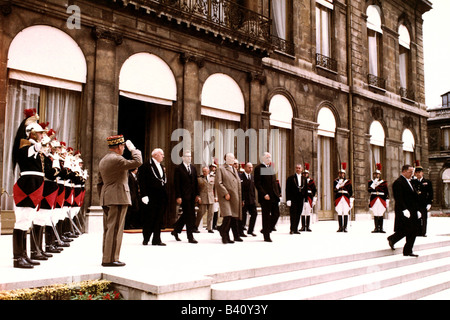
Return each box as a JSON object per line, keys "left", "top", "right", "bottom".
{"left": 134, "top": 0, "right": 272, "bottom": 45}
{"left": 316, "top": 53, "right": 337, "bottom": 72}
{"left": 368, "top": 74, "right": 386, "bottom": 89}
{"left": 400, "top": 87, "right": 415, "bottom": 101}
{"left": 271, "top": 35, "right": 295, "bottom": 56}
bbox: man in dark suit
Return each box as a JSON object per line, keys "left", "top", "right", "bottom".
{"left": 254, "top": 152, "right": 281, "bottom": 242}
{"left": 387, "top": 164, "right": 422, "bottom": 257}
{"left": 172, "top": 151, "right": 201, "bottom": 244}
{"left": 125, "top": 168, "right": 141, "bottom": 230}
{"left": 139, "top": 148, "right": 168, "bottom": 246}
{"left": 286, "top": 164, "right": 307, "bottom": 234}
{"left": 239, "top": 162, "right": 257, "bottom": 236}
{"left": 412, "top": 162, "right": 433, "bottom": 237}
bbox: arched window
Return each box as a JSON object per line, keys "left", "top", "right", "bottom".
{"left": 317, "top": 106, "right": 337, "bottom": 219}
{"left": 402, "top": 129, "right": 415, "bottom": 165}
{"left": 269, "top": 94, "right": 294, "bottom": 201}
{"left": 443, "top": 169, "right": 450, "bottom": 208}
{"left": 200, "top": 73, "right": 244, "bottom": 166}
{"left": 3, "top": 25, "right": 86, "bottom": 210}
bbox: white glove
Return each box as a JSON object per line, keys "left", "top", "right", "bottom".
{"left": 52, "top": 159, "right": 61, "bottom": 169}
{"left": 142, "top": 196, "right": 149, "bottom": 205}
{"left": 403, "top": 209, "right": 410, "bottom": 218}
{"left": 126, "top": 140, "right": 136, "bottom": 151}
{"left": 417, "top": 211, "right": 422, "bottom": 219}
{"left": 426, "top": 204, "right": 431, "bottom": 211}
{"left": 41, "top": 135, "right": 51, "bottom": 145}
{"left": 286, "top": 200, "right": 291, "bottom": 207}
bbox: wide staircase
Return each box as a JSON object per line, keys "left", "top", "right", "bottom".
{"left": 210, "top": 239, "right": 450, "bottom": 300}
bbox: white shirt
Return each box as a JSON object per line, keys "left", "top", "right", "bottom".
{"left": 152, "top": 158, "right": 163, "bottom": 177}
{"left": 296, "top": 173, "right": 302, "bottom": 187}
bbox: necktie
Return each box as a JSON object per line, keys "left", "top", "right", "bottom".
{"left": 187, "top": 165, "right": 191, "bottom": 175}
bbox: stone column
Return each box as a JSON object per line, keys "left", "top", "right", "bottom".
{"left": 86, "top": 27, "right": 122, "bottom": 232}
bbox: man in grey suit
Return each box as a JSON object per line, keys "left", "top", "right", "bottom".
{"left": 97, "top": 135, "right": 142, "bottom": 266}
{"left": 196, "top": 166, "right": 215, "bottom": 233}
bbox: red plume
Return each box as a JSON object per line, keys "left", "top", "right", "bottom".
{"left": 39, "top": 122, "right": 49, "bottom": 130}
{"left": 341, "top": 162, "right": 347, "bottom": 170}
{"left": 24, "top": 108, "right": 37, "bottom": 118}
{"left": 415, "top": 160, "right": 420, "bottom": 167}
{"left": 376, "top": 163, "right": 382, "bottom": 171}
{"left": 305, "top": 163, "right": 310, "bottom": 170}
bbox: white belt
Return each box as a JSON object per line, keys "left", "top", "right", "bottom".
{"left": 371, "top": 192, "right": 384, "bottom": 195}
{"left": 307, "top": 190, "right": 312, "bottom": 193}
{"left": 74, "top": 184, "right": 82, "bottom": 188}
{"left": 64, "top": 181, "right": 73, "bottom": 187}
{"left": 338, "top": 190, "right": 348, "bottom": 194}
{"left": 20, "top": 171, "right": 44, "bottom": 177}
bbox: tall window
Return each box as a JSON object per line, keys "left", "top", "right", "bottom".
{"left": 399, "top": 24, "right": 411, "bottom": 97}
{"left": 271, "top": 0, "right": 287, "bottom": 40}
{"left": 315, "top": 0, "right": 333, "bottom": 58}
{"left": 369, "top": 121, "right": 385, "bottom": 176}
{"left": 2, "top": 80, "right": 81, "bottom": 210}
{"left": 269, "top": 94, "right": 293, "bottom": 202}
{"left": 317, "top": 107, "right": 336, "bottom": 220}
{"left": 402, "top": 129, "right": 415, "bottom": 165}
{"left": 367, "top": 5, "right": 384, "bottom": 87}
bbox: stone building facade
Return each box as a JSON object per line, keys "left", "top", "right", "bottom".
{"left": 0, "top": 0, "right": 432, "bottom": 231}
{"left": 428, "top": 91, "right": 450, "bottom": 211}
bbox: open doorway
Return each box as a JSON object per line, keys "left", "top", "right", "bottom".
{"left": 118, "top": 95, "right": 170, "bottom": 161}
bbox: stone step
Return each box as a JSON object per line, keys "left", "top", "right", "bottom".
{"left": 211, "top": 245, "right": 450, "bottom": 300}
{"left": 247, "top": 256, "right": 450, "bottom": 300}
{"left": 419, "top": 287, "right": 450, "bottom": 300}
{"left": 344, "top": 269, "right": 450, "bottom": 300}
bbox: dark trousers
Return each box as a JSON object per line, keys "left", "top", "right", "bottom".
{"left": 420, "top": 209, "right": 428, "bottom": 236}
{"left": 142, "top": 203, "right": 165, "bottom": 244}
{"left": 242, "top": 203, "right": 257, "bottom": 234}
{"left": 174, "top": 198, "right": 196, "bottom": 239}
{"left": 260, "top": 200, "right": 280, "bottom": 235}
{"left": 289, "top": 201, "right": 304, "bottom": 232}
{"left": 388, "top": 231, "right": 417, "bottom": 255}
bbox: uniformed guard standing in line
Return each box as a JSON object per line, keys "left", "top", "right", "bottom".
{"left": 334, "top": 163, "right": 353, "bottom": 232}
{"left": 11, "top": 109, "right": 46, "bottom": 268}
{"left": 301, "top": 163, "right": 317, "bottom": 232}
{"left": 412, "top": 161, "right": 433, "bottom": 237}
{"left": 368, "top": 163, "right": 389, "bottom": 233}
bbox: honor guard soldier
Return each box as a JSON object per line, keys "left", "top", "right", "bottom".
{"left": 368, "top": 163, "right": 389, "bottom": 233}
{"left": 301, "top": 163, "right": 317, "bottom": 232}
{"left": 31, "top": 126, "right": 60, "bottom": 259}
{"left": 286, "top": 164, "right": 307, "bottom": 234}
{"left": 334, "top": 163, "right": 353, "bottom": 232}
{"left": 11, "top": 109, "right": 46, "bottom": 268}
{"left": 412, "top": 161, "right": 433, "bottom": 237}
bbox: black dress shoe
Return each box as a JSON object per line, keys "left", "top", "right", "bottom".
{"left": 102, "top": 261, "right": 126, "bottom": 267}
{"left": 152, "top": 242, "right": 166, "bottom": 246}
{"left": 188, "top": 239, "right": 198, "bottom": 244}
{"left": 171, "top": 231, "right": 181, "bottom": 241}
{"left": 403, "top": 253, "right": 419, "bottom": 257}
{"left": 234, "top": 238, "right": 243, "bottom": 242}
{"left": 388, "top": 238, "right": 395, "bottom": 250}
{"left": 142, "top": 240, "right": 148, "bottom": 245}
{"left": 248, "top": 232, "right": 256, "bottom": 237}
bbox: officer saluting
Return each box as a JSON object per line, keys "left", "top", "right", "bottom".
{"left": 334, "top": 163, "right": 353, "bottom": 232}
{"left": 412, "top": 161, "right": 433, "bottom": 237}
{"left": 368, "top": 163, "right": 389, "bottom": 233}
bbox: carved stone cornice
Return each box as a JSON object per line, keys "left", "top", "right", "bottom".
{"left": 91, "top": 26, "right": 123, "bottom": 45}
{"left": 247, "top": 71, "right": 266, "bottom": 85}
{"left": 179, "top": 53, "right": 205, "bottom": 68}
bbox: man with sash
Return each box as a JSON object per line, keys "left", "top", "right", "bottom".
{"left": 368, "top": 163, "right": 389, "bottom": 233}
{"left": 301, "top": 163, "right": 317, "bottom": 232}
{"left": 334, "top": 163, "right": 353, "bottom": 232}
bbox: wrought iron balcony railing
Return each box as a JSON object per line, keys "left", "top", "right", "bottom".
{"left": 316, "top": 53, "right": 337, "bottom": 72}
{"left": 126, "top": 0, "right": 272, "bottom": 50}
{"left": 368, "top": 73, "right": 386, "bottom": 90}
{"left": 271, "top": 35, "right": 295, "bottom": 56}
{"left": 400, "top": 87, "right": 415, "bottom": 101}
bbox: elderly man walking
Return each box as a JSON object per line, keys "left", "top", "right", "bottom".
{"left": 215, "top": 153, "right": 243, "bottom": 244}
{"left": 97, "top": 135, "right": 142, "bottom": 267}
